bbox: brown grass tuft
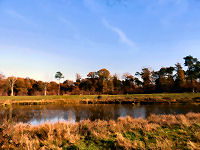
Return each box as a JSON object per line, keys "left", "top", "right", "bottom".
{"left": 1, "top": 113, "right": 200, "bottom": 149}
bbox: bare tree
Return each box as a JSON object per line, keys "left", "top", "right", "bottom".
{"left": 7, "top": 76, "right": 17, "bottom": 96}
{"left": 76, "top": 73, "right": 81, "bottom": 82}
{"left": 0, "top": 73, "right": 5, "bottom": 80}
{"left": 44, "top": 82, "right": 48, "bottom": 96}
{"left": 123, "top": 72, "right": 134, "bottom": 80}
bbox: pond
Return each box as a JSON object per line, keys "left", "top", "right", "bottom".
{"left": 0, "top": 104, "right": 200, "bottom": 125}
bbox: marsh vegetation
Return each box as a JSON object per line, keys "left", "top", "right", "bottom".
{"left": 1, "top": 113, "right": 200, "bottom": 149}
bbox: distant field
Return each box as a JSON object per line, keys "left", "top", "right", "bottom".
{"left": 0, "top": 93, "right": 200, "bottom": 106}
{"left": 0, "top": 93, "right": 200, "bottom": 100}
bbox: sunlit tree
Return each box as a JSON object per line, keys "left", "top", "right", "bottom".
{"left": 136, "top": 68, "right": 154, "bottom": 93}
{"left": 55, "top": 71, "right": 64, "bottom": 95}
{"left": 184, "top": 55, "right": 198, "bottom": 92}
{"left": 174, "top": 63, "right": 186, "bottom": 92}
{"left": 7, "top": 76, "right": 17, "bottom": 96}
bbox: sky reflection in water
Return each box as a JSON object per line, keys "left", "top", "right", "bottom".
{"left": 0, "top": 104, "right": 200, "bottom": 125}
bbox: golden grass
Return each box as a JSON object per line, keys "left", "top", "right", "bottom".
{"left": 1, "top": 93, "right": 200, "bottom": 107}
{"left": 1, "top": 113, "right": 200, "bottom": 149}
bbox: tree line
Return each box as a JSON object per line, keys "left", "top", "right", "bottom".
{"left": 0, "top": 55, "right": 200, "bottom": 96}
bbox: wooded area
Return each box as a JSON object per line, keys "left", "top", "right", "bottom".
{"left": 0, "top": 55, "right": 200, "bottom": 96}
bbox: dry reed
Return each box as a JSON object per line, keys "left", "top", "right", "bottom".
{"left": 1, "top": 113, "right": 200, "bottom": 149}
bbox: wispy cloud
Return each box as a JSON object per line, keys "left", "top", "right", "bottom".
{"left": 159, "top": 0, "right": 188, "bottom": 27}
{"left": 6, "top": 10, "right": 37, "bottom": 26}
{"left": 83, "top": 0, "right": 106, "bottom": 14}
{"left": 102, "top": 18, "right": 135, "bottom": 48}
{"left": 158, "top": 0, "right": 182, "bottom": 5}
{"left": 59, "top": 17, "right": 77, "bottom": 32}
{"left": 6, "top": 10, "right": 26, "bottom": 20}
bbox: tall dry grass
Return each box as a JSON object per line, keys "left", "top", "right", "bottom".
{"left": 1, "top": 113, "right": 200, "bottom": 149}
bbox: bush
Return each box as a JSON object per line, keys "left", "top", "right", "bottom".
{"left": 97, "top": 95, "right": 102, "bottom": 99}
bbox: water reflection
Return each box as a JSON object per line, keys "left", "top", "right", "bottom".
{"left": 0, "top": 104, "right": 200, "bottom": 125}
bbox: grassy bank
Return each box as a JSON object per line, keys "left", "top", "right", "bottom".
{"left": 1, "top": 113, "right": 200, "bottom": 149}
{"left": 1, "top": 93, "right": 200, "bottom": 106}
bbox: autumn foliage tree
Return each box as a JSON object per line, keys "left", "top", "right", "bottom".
{"left": 174, "top": 63, "right": 186, "bottom": 92}
{"left": 0, "top": 55, "right": 200, "bottom": 95}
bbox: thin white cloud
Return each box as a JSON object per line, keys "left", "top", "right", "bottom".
{"left": 6, "top": 10, "right": 37, "bottom": 26}
{"left": 158, "top": 0, "right": 182, "bottom": 5}
{"left": 159, "top": 0, "right": 188, "bottom": 27}
{"left": 6, "top": 10, "right": 26, "bottom": 20}
{"left": 83, "top": 0, "right": 106, "bottom": 14}
{"left": 59, "top": 17, "right": 77, "bottom": 32}
{"left": 102, "top": 18, "right": 135, "bottom": 48}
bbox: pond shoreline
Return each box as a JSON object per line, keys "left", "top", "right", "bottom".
{"left": 1, "top": 113, "right": 200, "bottom": 149}
{"left": 1, "top": 93, "right": 200, "bottom": 106}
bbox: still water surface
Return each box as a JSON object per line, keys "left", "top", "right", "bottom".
{"left": 0, "top": 104, "right": 200, "bottom": 125}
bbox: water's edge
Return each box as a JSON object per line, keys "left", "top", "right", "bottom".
{"left": 1, "top": 104, "right": 200, "bottom": 125}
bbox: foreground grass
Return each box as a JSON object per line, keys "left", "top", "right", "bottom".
{"left": 1, "top": 93, "right": 200, "bottom": 106}
{"left": 1, "top": 113, "right": 200, "bottom": 149}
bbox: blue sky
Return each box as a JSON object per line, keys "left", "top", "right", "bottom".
{"left": 0, "top": 0, "right": 200, "bottom": 81}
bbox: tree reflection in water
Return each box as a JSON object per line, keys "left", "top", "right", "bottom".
{"left": 1, "top": 104, "right": 200, "bottom": 125}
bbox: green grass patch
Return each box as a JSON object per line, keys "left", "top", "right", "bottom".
{"left": 0, "top": 93, "right": 200, "bottom": 106}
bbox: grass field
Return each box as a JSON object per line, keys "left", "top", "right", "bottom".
{"left": 1, "top": 93, "right": 200, "bottom": 106}
{"left": 1, "top": 112, "right": 200, "bottom": 149}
